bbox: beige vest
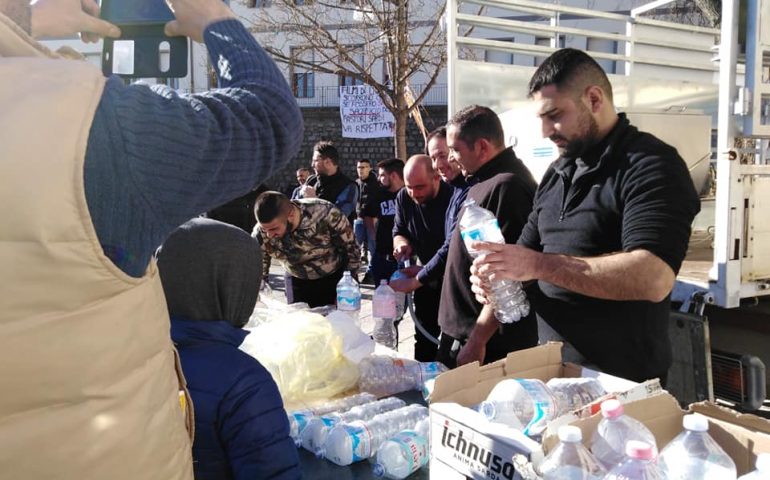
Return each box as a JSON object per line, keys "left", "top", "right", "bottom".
{"left": 0, "top": 13, "right": 193, "bottom": 480}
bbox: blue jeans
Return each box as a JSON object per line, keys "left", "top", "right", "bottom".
{"left": 353, "top": 219, "right": 376, "bottom": 257}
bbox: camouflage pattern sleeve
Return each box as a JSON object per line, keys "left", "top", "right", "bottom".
{"left": 252, "top": 226, "right": 272, "bottom": 279}
{"left": 326, "top": 204, "right": 361, "bottom": 273}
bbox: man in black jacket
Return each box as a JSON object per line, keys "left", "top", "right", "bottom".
{"left": 303, "top": 141, "right": 357, "bottom": 224}
{"left": 437, "top": 106, "right": 539, "bottom": 368}
{"left": 354, "top": 159, "right": 380, "bottom": 266}
{"left": 471, "top": 49, "right": 700, "bottom": 382}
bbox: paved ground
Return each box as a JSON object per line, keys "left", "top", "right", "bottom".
{"left": 263, "top": 262, "right": 418, "bottom": 359}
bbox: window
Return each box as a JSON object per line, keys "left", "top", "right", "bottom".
{"left": 338, "top": 51, "right": 365, "bottom": 86}
{"left": 293, "top": 72, "right": 314, "bottom": 98}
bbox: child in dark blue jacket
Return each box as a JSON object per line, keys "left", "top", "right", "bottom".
{"left": 158, "top": 218, "right": 301, "bottom": 480}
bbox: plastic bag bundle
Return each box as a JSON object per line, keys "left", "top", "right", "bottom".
{"left": 240, "top": 310, "right": 360, "bottom": 404}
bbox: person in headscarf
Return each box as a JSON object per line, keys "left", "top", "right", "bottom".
{"left": 158, "top": 218, "right": 300, "bottom": 480}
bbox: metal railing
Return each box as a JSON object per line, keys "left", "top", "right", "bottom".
{"left": 293, "top": 83, "right": 447, "bottom": 108}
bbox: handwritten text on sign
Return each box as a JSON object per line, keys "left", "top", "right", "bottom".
{"left": 339, "top": 85, "right": 395, "bottom": 139}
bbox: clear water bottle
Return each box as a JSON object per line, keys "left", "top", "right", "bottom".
{"left": 458, "top": 199, "right": 529, "bottom": 323}
{"left": 604, "top": 441, "right": 664, "bottom": 479}
{"left": 287, "top": 392, "right": 376, "bottom": 442}
{"left": 738, "top": 453, "right": 770, "bottom": 479}
{"left": 389, "top": 268, "right": 409, "bottom": 320}
{"left": 479, "top": 378, "right": 602, "bottom": 437}
{"left": 357, "top": 355, "right": 448, "bottom": 397}
{"left": 546, "top": 378, "right": 607, "bottom": 412}
{"left": 372, "top": 281, "right": 398, "bottom": 349}
{"left": 538, "top": 425, "right": 607, "bottom": 479}
{"left": 336, "top": 271, "right": 361, "bottom": 322}
{"left": 658, "top": 413, "right": 737, "bottom": 479}
{"left": 324, "top": 404, "right": 429, "bottom": 466}
{"left": 590, "top": 399, "right": 657, "bottom": 470}
{"left": 373, "top": 425, "right": 430, "bottom": 479}
{"left": 300, "top": 397, "right": 406, "bottom": 456}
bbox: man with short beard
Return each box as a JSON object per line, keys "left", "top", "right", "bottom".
{"left": 471, "top": 48, "right": 700, "bottom": 383}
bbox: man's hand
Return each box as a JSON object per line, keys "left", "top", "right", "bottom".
{"left": 164, "top": 0, "right": 236, "bottom": 43}
{"left": 393, "top": 244, "right": 412, "bottom": 263}
{"left": 456, "top": 337, "right": 486, "bottom": 366}
{"left": 31, "top": 0, "right": 121, "bottom": 41}
{"left": 469, "top": 263, "right": 492, "bottom": 305}
{"left": 390, "top": 276, "right": 421, "bottom": 293}
{"left": 471, "top": 241, "right": 542, "bottom": 283}
{"left": 301, "top": 185, "right": 317, "bottom": 198}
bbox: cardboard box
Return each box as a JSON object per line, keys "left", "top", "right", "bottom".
{"left": 429, "top": 343, "right": 658, "bottom": 479}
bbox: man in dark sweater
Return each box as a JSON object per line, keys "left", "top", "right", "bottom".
{"left": 437, "top": 106, "right": 539, "bottom": 368}
{"left": 471, "top": 49, "right": 700, "bottom": 382}
{"left": 392, "top": 155, "right": 453, "bottom": 361}
{"left": 304, "top": 141, "right": 357, "bottom": 224}
{"left": 354, "top": 159, "right": 380, "bottom": 266}
{"left": 364, "top": 158, "right": 405, "bottom": 285}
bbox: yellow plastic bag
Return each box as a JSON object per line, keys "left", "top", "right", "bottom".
{"left": 240, "top": 311, "right": 360, "bottom": 405}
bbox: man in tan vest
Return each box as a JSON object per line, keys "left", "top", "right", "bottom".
{"left": 0, "top": 0, "right": 303, "bottom": 478}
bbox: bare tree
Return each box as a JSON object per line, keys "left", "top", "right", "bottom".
{"left": 240, "top": 0, "right": 446, "bottom": 159}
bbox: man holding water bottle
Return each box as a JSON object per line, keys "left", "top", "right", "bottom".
{"left": 437, "top": 106, "right": 539, "bottom": 368}
{"left": 470, "top": 49, "right": 700, "bottom": 383}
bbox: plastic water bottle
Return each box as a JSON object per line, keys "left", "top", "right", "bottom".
{"left": 590, "top": 399, "right": 657, "bottom": 470}
{"left": 300, "top": 397, "right": 406, "bottom": 456}
{"left": 545, "top": 377, "right": 607, "bottom": 412}
{"left": 324, "top": 404, "right": 428, "bottom": 466}
{"left": 336, "top": 271, "right": 361, "bottom": 322}
{"left": 287, "top": 392, "right": 376, "bottom": 442}
{"left": 658, "top": 413, "right": 737, "bottom": 479}
{"left": 479, "top": 378, "right": 602, "bottom": 437}
{"left": 373, "top": 418, "right": 431, "bottom": 479}
{"left": 372, "top": 281, "right": 398, "bottom": 349}
{"left": 458, "top": 199, "right": 529, "bottom": 323}
{"left": 389, "top": 268, "right": 409, "bottom": 320}
{"left": 358, "top": 355, "right": 448, "bottom": 397}
{"left": 738, "top": 453, "right": 770, "bottom": 479}
{"left": 538, "top": 425, "right": 607, "bottom": 479}
{"left": 604, "top": 441, "right": 664, "bottom": 479}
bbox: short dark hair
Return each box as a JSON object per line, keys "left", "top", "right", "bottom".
{"left": 424, "top": 126, "right": 447, "bottom": 155}
{"left": 357, "top": 159, "right": 371, "bottom": 166}
{"left": 527, "top": 48, "right": 613, "bottom": 102}
{"left": 313, "top": 141, "right": 339, "bottom": 165}
{"left": 376, "top": 158, "right": 405, "bottom": 179}
{"left": 447, "top": 105, "right": 504, "bottom": 149}
{"left": 254, "top": 191, "right": 291, "bottom": 223}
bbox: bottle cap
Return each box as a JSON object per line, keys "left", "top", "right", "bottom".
{"left": 380, "top": 279, "right": 388, "bottom": 285}
{"left": 682, "top": 413, "right": 709, "bottom": 432}
{"left": 755, "top": 453, "right": 770, "bottom": 472}
{"left": 479, "top": 401, "right": 496, "bottom": 420}
{"left": 558, "top": 425, "right": 582, "bottom": 443}
{"left": 600, "top": 399, "right": 624, "bottom": 419}
{"left": 625, "top": 440, "right": 655, "bottom": 460}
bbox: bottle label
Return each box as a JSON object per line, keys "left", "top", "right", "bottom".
{"left": 516, "top": 379, "right": 557, "bottom": 437}
{"left": 340, "top": 422, "right": 372, "bottom": 463}
{"left": 389, "top": 430, "right": 428, "bottom": 474}
{"left": 372, "top": 297, "right": 397, "bottom": 317}
{"left": 418, "top": 362, "right": 444, "bottom": 383}
{"left": 337, "top": 293, "right": 361, "bottom": 311}
{"left": 292, "top": 411, "right": 313, "bottom": 433}
{"left": 461, "top": 219, "right": 504, "bottom": 254}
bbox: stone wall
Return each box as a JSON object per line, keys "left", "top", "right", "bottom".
{"left": 264, "top": 106, "right": 448, "bottom": 195}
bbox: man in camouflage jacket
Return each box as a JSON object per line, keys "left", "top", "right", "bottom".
{"left": 253, "top": 191, "right": 361, "bottom": 307}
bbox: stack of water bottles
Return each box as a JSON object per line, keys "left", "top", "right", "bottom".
{"left": 287, "top": 392, "right": 376, "bottom": 443}
{"left": 459, "top": 199, "right": 529, "bottom": 323}
{"left": 324, "top": 404, "right": 429, "bottom": 466}
{"left": 537, "top": 398, "right": 742, "bottom": 480}
{"left": 357, "top": 355, "right": 448, "bottom": 397}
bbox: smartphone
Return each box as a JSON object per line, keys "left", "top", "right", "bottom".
{"left": 101, "top": 0, "right": 187, "bottom": 78}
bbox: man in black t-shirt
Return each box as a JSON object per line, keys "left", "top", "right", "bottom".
{"left": 470, "top": 49, "right": 700, "bottom": 383}
{"left": 363, "top": 158, "right": 404, "bottom": 285}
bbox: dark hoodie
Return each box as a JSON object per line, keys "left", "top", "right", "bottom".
{"left": 158, "top": 218, "right": 300, "bottom": 480}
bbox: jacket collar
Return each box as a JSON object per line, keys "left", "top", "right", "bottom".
{"left": 553, "top": 113, "right": 630, "bottom": 177}
{"left": 467, "top": 147, "right": 518, "bottom": 185}
{"left": 170, "top": 316, "right": 249, "bottom": 348}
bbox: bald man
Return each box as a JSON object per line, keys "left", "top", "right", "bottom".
{"left": 391, "top": 155, "right": 453, "bottom": 361}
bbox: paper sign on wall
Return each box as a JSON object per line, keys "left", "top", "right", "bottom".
{"left": 340, "top": 85, "right": 395, "bottom": 139}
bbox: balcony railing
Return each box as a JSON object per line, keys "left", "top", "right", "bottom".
{"left": 294, "top": 83, "right": 447, "bottom": 108}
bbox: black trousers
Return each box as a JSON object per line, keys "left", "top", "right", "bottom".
{"left": 412, "top": 283, "right": 442, "bottom": 362}
{"left": 436, "top": 312, "right": 538, "bottom": 368}
{"left": 285, "top": 269, "right": 345, "bottom": 308}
